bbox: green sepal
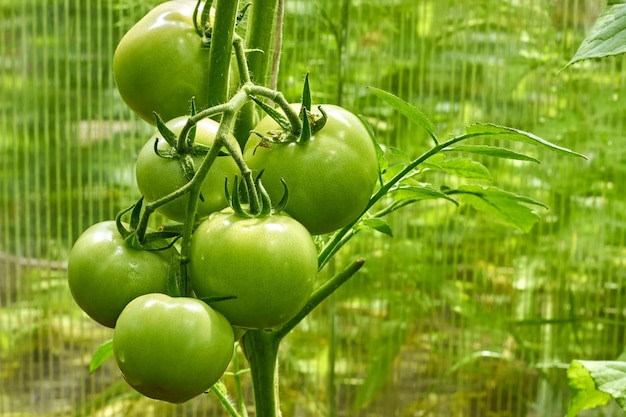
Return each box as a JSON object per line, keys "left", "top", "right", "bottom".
{"left": 152, "top": 138, "right": 176, "bottom": 159}
{"left": 191, "top": 143, "right": 230, "bottom": 157}
{"left": 114, "top": 202, "right": 135, "bottom": 240}
{"left": 225, "top": 176, "right": 248, "bottom": 217}
{"left": 128, "top": 196, "right": 144, "bottom": 231}
{"left": 193, "top": 0, "right": 204, "bottom": 37}
{"left": 299, "top": 105, "right": 312, "bottom": 143}
{"left": 154, "top": 112, "right": 178, "bottom": 148}
{"left": 200, "top": 295, "right": 238, "bottom": 304}
{"left": 301, "top": 73, "right": 312, "bottom": 111}
{"left": 310, "top": 105, "right": 327, "bottom": 134}
{"left": 251, "top": 96, "right": 292, "bottom": 132}
{"left": 256, "top": 174, "right": 273, "bottom": 217}
{"left": 236, "top": 3, "right": 251, "bottom": 26}
{"left": 274, "top": 178, "right": 289, "bottom": 213}
{"left": 179, "top": 154, "right": 205, "bottom": 202}
{"left": 199, "top": 0, "right": 214, "bottom": 35}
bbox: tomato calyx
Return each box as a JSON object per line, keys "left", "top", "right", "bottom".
{"left": 115, "top": 199, "right": 180, "bottom": 251}
{"left": 225, "top": 173, "right": 288, "bottom": 218}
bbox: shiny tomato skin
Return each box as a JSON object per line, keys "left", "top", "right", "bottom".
{"left": 67, "top": 221, "right": 173, "bottom": 328}
{"left": 135, "top": 116, "right": 239, "bottom": 222}
{"left": 189, "top": 211, "right": 318, "bottom": 330}
{"left": 113, "top": 1, "right": 237, "bottom": 123}
{"left": 243, "top": 104, "right": 379, "bottom": 235}
{"left": 113, "top": 293, "right": 234, "bottom": 403}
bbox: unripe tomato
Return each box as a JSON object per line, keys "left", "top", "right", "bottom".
{"left": 113, "top": 1, "right": 238, "bottom": 123}
{"left": 113, "top": 294, "right": 235, "bottom": 403}
{"left": 67, "top": 221, "right": 173, "bottom": 328}
{"left": 135, "top": 116, "right": 238, "bottom": 222}
{"left": 244, "top": 104, "right": 379, "bottom": 235}
{"left": 189, "top": 211, "right": 318, "bottom": 330}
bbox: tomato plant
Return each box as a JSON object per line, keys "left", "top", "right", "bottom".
{"left": 113, "top": 0, "right": 237, "bottom": 123}
{"left": 75, "top": 1, "right": 585, "bottom": 415}
{"left": 244, "top": 104, "right": 379, "bottom": 235}
{"left": 113, "top": 293, "right": 234, "bottom": 404}
{"left": 135, "top": 116, "right": 239, "bottom": 222}
{"left": 189, "top": 209, "right": 318, "bottom": 330}
{"left": 67, "top": 221, "right": 173, "bottom": 328}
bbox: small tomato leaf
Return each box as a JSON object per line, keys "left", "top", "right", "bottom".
{"left": 452, "top": 185, "right": 545, "bottom": 233}
{"left": 465, "top": 123, "right": 586, "bottom": 158}
{"left": 567, "top": 360, "right": 619, "bottom": 416}
{"left": 393, "top": 185, "right": 459, "bottom": 206}
{"left": 387, "top": 146, "right": 411, "bottom": 164}
{"left": 90, "top": 339, "right": 114, "bottom": 374}
{"left": 368, "top": 87, "right": 436, "bottom": 141}
{"left": 444, "top": 144, "right": 540, "bottom": 164}
{"left": 425, "top": 158, "right": 492, "bottom": 180}
{"left": 359, "top": 218, "right": 393, "bottom": 237}
{"left": 566, "top": 3, "right": 626, "bottom": 68}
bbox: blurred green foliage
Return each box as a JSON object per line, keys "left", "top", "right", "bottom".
{"left": 2, "top": 0, "right": 626, "bottom": 416}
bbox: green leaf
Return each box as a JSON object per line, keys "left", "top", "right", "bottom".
{"left": 368, "top": 87, "right": 436, "bottom": 141}
{"left": 424, "top": 158, "right": 492, "bottom": 180}
{"left": 393, "top": 185, "right": 459, "bottom": 206}
{"left": 90, "top": 339, "right": 114, "bottom": 374}
{"left": 452, "top": 185, "right": 546, "bottom": 233}
{"left": 567, "top": 360, "right": 617, "bottom": 416}
{"left": 566, "top": 4, "right": 626, "bottom": 68}
{"left": 464, "top": 123, "right": 586, "bottom": 158}
{"left": 359, "top": 218, "right": 393, "bottom": 237}
{"left": 444, "top": 144, "right": 540, "bottom": 164}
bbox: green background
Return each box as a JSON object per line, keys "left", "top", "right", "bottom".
{"left": 2, "top": 0, "right": 624, "bottom": 415}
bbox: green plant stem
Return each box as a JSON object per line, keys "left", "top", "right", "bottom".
{"left": 232, "top": 343, "right": 250, "bottom": 417}
{"left": 206, "top": 0, "right": 238, "bottom": 108}
{"left": 211, "top": 383, "right": 242, "bottom": 417}
{"left": 276, "top": 258, "right": 365, "bottom": 339}
{"left": 317, "top": 132, "right": 491, "bottom": 270}
{"left": 242, "top": 330, "right": 282, "bottom": 417}
{"left": 245, "top": 0, "right": 279, "bottom": 87}
{"left": 233, "top": 0, "right": 280, "bottom": 146}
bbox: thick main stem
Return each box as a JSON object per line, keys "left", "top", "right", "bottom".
{"left": 206, "top": 0, "right": 238, "bottom": 108}
{"left": 243, "top": 330, "right": 282, "bottom": 417}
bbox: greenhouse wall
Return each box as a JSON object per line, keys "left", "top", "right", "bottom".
{"left": 1, "top": 0, "right": 624, "bottom": 416}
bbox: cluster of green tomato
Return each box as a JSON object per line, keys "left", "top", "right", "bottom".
{"left": 67, "top": 0, "right": 379, "bottom": 405}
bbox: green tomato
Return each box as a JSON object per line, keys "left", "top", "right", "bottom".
{"left": 244, "top": 104, "right": 379, "bottom": 235}
{"left": 67, "top": 221, "right": 173, "bottom": 328}
{"left": 135, "top": 116, "right": 239, "bottom": 222}
{"left": 113, "top": 0, "right": 238, "bottom": 123}
{"left": 113, "top": 293, "right": 234, "bottom": 403}
{"left": 189, "top": 211, "right": 318, "bottom": 330}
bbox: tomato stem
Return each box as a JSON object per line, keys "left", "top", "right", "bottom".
{"left": 206, "top": 0, "right": 238, "bottom": 108}
{"left": 242, "top": 330, "right": 282, "bottom": 417}
{"left": 276, "top": 258, "right": 365, "bottom": 339}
